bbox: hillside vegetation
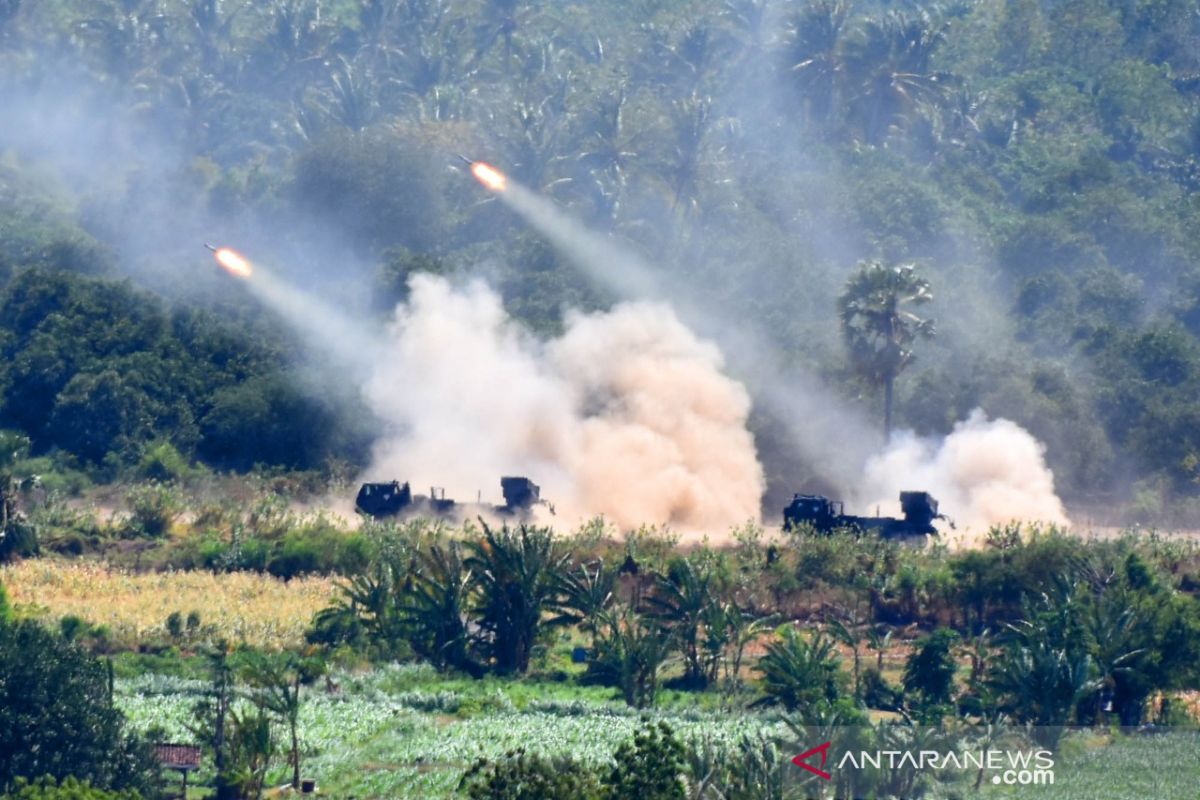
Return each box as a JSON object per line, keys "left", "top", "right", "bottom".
{"left": 0, "top": 0, "right": 1199, "bottom": 520}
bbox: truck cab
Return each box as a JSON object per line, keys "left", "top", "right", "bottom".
{"left": 783, "top": 494, "right": 844, "bottom": 532}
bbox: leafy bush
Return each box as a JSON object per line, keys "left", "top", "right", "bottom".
{"left": 2, "top": 775, "right": 143, "bottom": 799}
{"left": 861, "top": 666, "right": 903, "bottom": 711}
{"left": 135, "top": 441, "right": 194, "bottom": 483}
{"left": 122, "top": 483, "right": 181, "bottom": 539}
{"left": 459, "top": 750, "right": 601, "bottom": 800}
{"left": 0, "top": 519, "right": 38, "bottom": 562}
{"left": 902, "top": 627, "right": 960, "bottom": 720}
{"left": 603, "top": 721, "right": 686, "bottom": 800}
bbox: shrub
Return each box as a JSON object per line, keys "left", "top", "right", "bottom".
{"left": 902, "top": 627, "right": 960, "bottom": 720}
{"left": 0, "top": 520, "right": 39, "bottom": 563}
{"left": 135, "top": 441, "right": 194, "bottom": 483}
{"left": 2, "top": 775, "right": 143, "bottom": 799}
{"left": 459, "top": 750, "right": 601, "bottom": 800}
{"left": 165, "top": 611, "right": 184, "bottom": 640}
{"left": 604, "top": 721, "right": 687, "bottom": 800}
{"left": 861, "top": 666, "right": 903, "bottom": 711}
{"left": 122, "top": 483, "right": 181, "bottom": 539}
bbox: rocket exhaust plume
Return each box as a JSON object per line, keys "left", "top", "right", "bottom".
{"left": 470, "top": 162, "right": 507, "bottom": 192}
{"left": 204, "top": 244, "right": 381, "bottom": 375}
{"left": 212, "top": 246, "right": 253, "bottom": 278}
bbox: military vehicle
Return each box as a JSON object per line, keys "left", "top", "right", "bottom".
{"left": 783, "top": 490, "right": 947, "bottom": 538}
{"left": 355, "top": 476, "right": 545, "bottom": 520}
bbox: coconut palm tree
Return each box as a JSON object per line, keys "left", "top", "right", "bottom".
{"left": 837, "top": 260, "right": 935, "bottom": 440}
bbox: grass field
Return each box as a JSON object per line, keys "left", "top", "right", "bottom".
{"left": 0, "top": 560, "right": 337, "bottom": 648}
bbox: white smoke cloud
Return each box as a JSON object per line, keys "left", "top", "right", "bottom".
{"left": 362, "top": 274, "right": 765, "bottom": 534}
{"left": 859, "top": 410, "right": 1070, "bottom": 537}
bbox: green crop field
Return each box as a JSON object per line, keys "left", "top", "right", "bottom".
{"left": 117, "top": 664, "right": 790, "bottom": 798}
{"left": 115, "top": 664, "right": 1200, "bottom": 800}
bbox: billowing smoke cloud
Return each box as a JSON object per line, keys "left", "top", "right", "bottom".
{"left": 362, "top": 274, "right": 764, "bottom": 533}
{"left": 859, "top": 410, "right": 1070, "bottom": 537}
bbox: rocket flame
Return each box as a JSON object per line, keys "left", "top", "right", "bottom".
{"left": 471, "top": 162, "right": 507, "bottom": 192}
{"left": 214, "top": 247, "right": 252, "bottom": 278}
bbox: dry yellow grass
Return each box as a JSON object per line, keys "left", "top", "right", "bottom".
{"left": 0, "top": 560, "right": 338, "bottom": 648}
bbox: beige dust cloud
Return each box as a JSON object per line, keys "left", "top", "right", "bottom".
{"left": 860, "top": 409, "right": 1069, "bottom": 541}
{"left": 362, "top": 274, "right": 764, "bottom": 534}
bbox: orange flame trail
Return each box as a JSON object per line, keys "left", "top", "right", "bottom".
{"left": 214, "top": 247, "right": 252, "bottom": 278}
{"left": 471, "top": 162, "right": 507, "bottom": 192}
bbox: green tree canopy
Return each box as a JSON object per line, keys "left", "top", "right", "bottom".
{"left": 0, "top": 620, "right": 158, "bottom": 796}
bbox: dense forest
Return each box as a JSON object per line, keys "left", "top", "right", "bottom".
{"left": 2, "top": 0, "right": 1200, "bottom": 521}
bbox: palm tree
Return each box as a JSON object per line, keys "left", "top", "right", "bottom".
{"left": 841, "top": 8, "right": 955, "bottom": 144}
{"left": 465, "top": 523, "right": 571, "bottom": 674}
{"left": 555, "top": 559, "right": 617, "bottom": 637}
{"left": 837, "top": 260, "right": 935, "bottom": 440}
{"left": 72, "top": 0, "right": 169, "bottom": 84}
{"left": 645, "top": 556, "right": 714, "bottom": 688}
{"left": 576, "top": 86, "right": 638, "bottom": 221}
{"left": 315, "top": 54, "right": 383, "bottom": 130}
{"left": 255, "top": 0, "right": 335, "bottom": 94}
{"left": 755, "top": 627, "right": 845, "bottom": 719}
{"left": 590, "top": 605, "right": 675, "bottom": 709}
{"left": 662, "top": 92, "right": 713, "bottom": 217}
{"left": 404, "top": 541, "right": 480, "bottom": 675}
{"left": 183, "top": 0, "right": 244, "bottom": 83}
{"left": 1083, "top": 587, "right": 1151, "bottom": 725}
{"left": 315, "top": 554, "right": 409, "bottom": 655}
{"left": 828, "top": 610, "right": 868, "bottom": 697}
{"left": 712, "top": 602, "right": 777, "bottom": 702}
{"left": 780, "top": 0, "right": 851, "bottom": 125}
{"left": 244, "top": 652, "right": 320, "bottom": 791}
{"left": 986, "top": 632, "right": 1099, "bottom": 747}
{"left": 865, "top": 624, "right": 893, "bottom": 672}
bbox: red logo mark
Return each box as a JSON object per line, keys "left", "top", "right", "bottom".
{"left": 792, "top": 741, "right": 832, "bottom": 780}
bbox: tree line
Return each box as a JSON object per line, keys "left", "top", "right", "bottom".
{"left": 1, "top": 1, "right": 1200, "bottom": 514}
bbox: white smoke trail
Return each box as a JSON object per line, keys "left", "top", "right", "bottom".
{"left": 362, "top": 274, "right": 765, "bottom": 534}
{"left": 230, "top": 261, "right": 382, "bottom": 377}
{"left": 859, "top": 410, "right": 1070, "bottom": 538}
{"left": 495, "top": 180, "right": 881, "bottom": 492}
